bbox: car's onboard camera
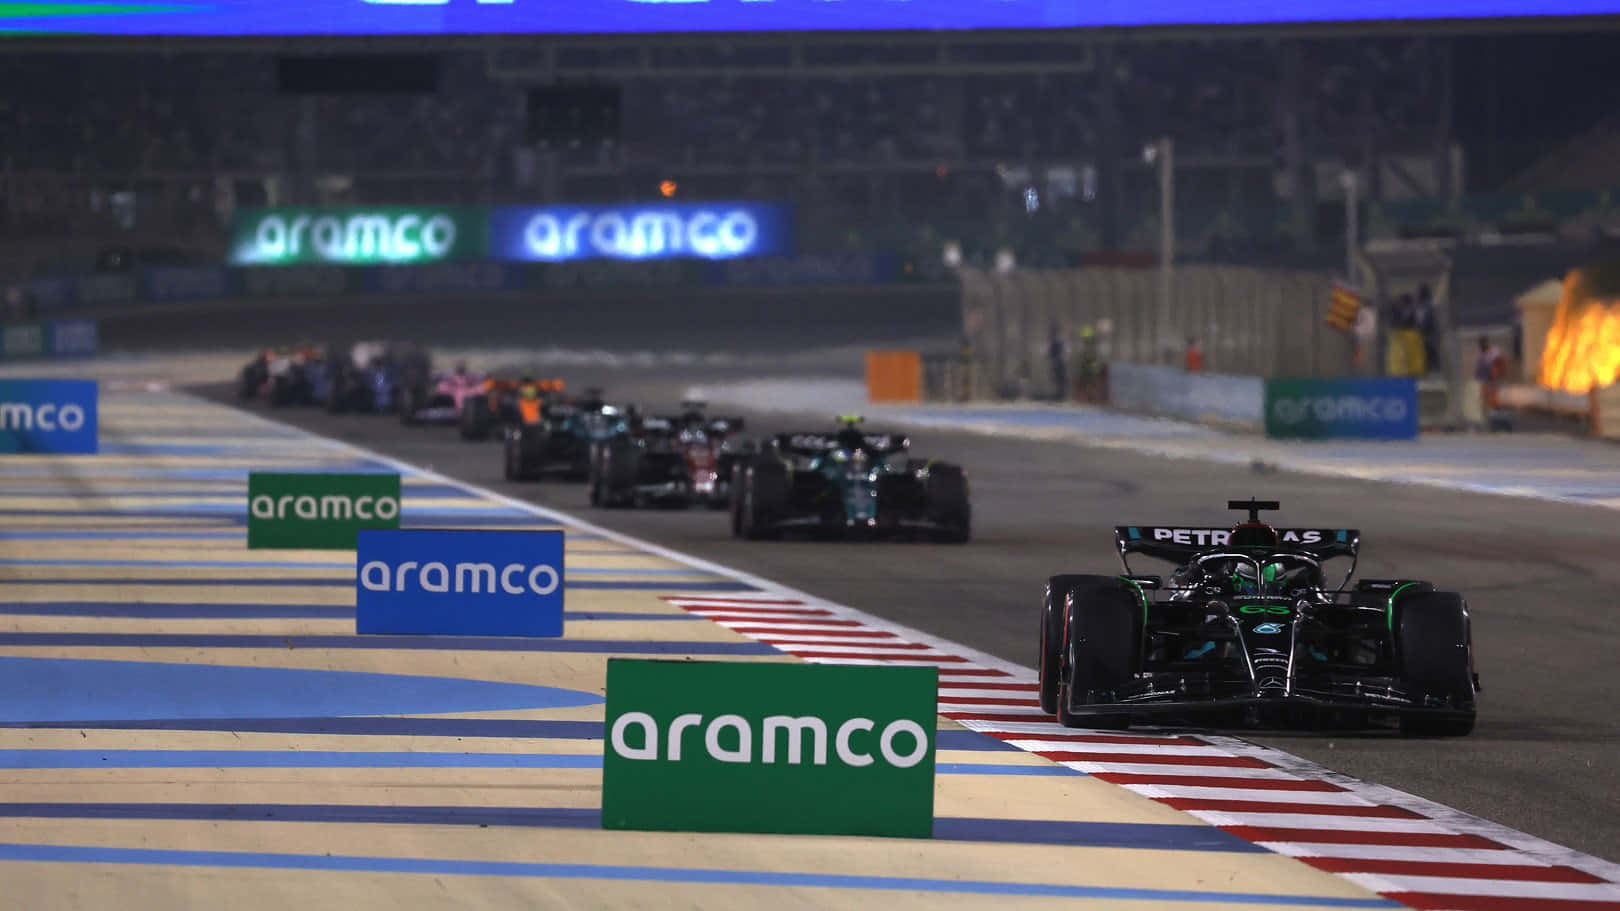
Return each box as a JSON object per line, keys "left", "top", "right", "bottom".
{"left": 1038, "top": 499, "right": 1478, "bottom": 736}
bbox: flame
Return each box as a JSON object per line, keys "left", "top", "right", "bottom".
{"left": 1539, "top": 270, "right": 1620, "bottom": 394}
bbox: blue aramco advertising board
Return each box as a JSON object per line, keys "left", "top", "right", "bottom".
{"left": 0, "top": 379, "right": 98, "bottom": 454}
{"left": 1264, "top": 377, "right": 1419, "bottom": 440}
{"left": 489, "top": 203, "right": 794, "bottom": 263}
{"left": 355, "top": 528, "right": 565, "bottom": 637}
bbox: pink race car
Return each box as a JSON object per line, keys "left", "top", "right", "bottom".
{"left": 400, "top": 364, "right": 486, "bottom": 427}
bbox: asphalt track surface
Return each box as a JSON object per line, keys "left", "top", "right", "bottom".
{"left": 197, "top": 369, "right": 1620, "bottom": 864}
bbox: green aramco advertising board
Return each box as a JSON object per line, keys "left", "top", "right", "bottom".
{"left": 602, "top": 660, "right": 938, "bottom": 838}
{"left": 247, "top": 472, "right": 402, "bottom": 550}
{"left": 230, "top": 208, "right": 485, "bottom": 266}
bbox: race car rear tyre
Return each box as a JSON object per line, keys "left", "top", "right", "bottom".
{"left": 1395, "top": 591, "right": 1477, "bottom": 737}
{"left": 924, "top": 463, "right": 971, "bottom": 543}
{"left": 1040, "top": 575, "right": 1120, "bottom": 716}
{"left": 737, "top": 459, "right": 787, "bottom": 540}
{"left": 460, "top": 397, "right": 491, "bottom": 441}
{"left": 1057, "top": 582, "right": 1139, "bottom": 730}
{"left": 399, "top": 389, "right": 420, "bottom": 427}
{"left": 504, "top": 435, "right": 538, "bottom": 482}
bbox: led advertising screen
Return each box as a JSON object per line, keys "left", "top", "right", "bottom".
{"left": 228, "top": 204, "right": 794, "bottom": 265}
{"left": 3, "top": 0, "right": 1618, "bottom": 37}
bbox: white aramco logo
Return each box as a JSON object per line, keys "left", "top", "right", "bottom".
{"left": 1272, "top": 395, "right": 1408, "bottom": 425}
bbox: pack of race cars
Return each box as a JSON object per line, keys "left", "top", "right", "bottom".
{"left": 240, "top": 347, "right": 1481, "bottom": 736}
{"left": 237, "top": 345, "right": 972, "bottom": 541}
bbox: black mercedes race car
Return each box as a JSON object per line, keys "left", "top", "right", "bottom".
{"left": 730, "top": 418, "right": 970, "bottom": 542}
{"left": 1038, "top": 500, "right": 1478, "bottom": 735}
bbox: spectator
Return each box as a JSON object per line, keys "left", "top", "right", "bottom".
{"left": 1390, "top": 293, "right": 1416, "bottom": 329}
{"left": 1414, "top": 284, "right": 1439, "bottom": 374}
{"left": 1077, "top": 325, "right": 1103, "bottom": 401}
{"left": 1047, "top": 322, "right": 1068, "bottom": 401}
{"left": 1475, "top": 335, "right": 1508, "bottom": 418}
{"left": 1185, "top": 337, "right": 1205, "bottom": 372}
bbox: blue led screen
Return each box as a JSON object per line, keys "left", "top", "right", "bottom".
{"left": 4, "top": 0, "right": 1617, "bottom": 37}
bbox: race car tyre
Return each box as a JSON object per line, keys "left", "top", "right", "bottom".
{"left": 1057, "top": 581, "right": 1139, "bottom": 730}
{"left": 923, "top": 463, "right": 971, "bottom": 543}
{"left": 269, "top": 377, "right": 293, "bottom": 408}
{"left": 1040, "top": 575, "right": 1119, "bottom": 715}
{"left": 1395, "top": 591, "right": 1477, "bottom": 737}
{"left": 460, "top": 397, "right": 491, "bottom": 441}
{"left": 504, "top": 433, "right": 538, "bottom": 482}
{"left": 736, "top": 459, "right": 787, "bottom": 540}
{"left": 237, "top": 367, "right": 261, "bottom": 400}
{"left": 399, "top": 388, "right": 421, "bottom": 427}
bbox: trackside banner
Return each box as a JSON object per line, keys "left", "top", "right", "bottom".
{"left": 602, "top": 660, "right": 936, "bottom": 838}
{"left": 1264, "top": 377, "right": 1419, "bottom": 440}
{"left": 247, "top": 472, "right": 401, "bottom": 550}
{"left": 355, "top": 528, "right": 565, "bottom": 637}
{"left": 0, "top": 379, "right": 97, "bottom": 454}
{"left": 0, "top": 320, "right": 97, "bottom": 359}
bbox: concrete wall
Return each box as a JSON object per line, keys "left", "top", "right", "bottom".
{"left": 1107, "top": 361, "right": 1264, "bottom": 430}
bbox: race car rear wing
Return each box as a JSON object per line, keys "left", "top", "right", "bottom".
{"left": 1114, "top": 526, "right": 1361, "bottom": 565}
{"left": 773, "top": 432, "right": 910, "bottom": 456}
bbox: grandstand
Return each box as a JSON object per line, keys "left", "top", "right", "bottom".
{"left": 0, "top": 35, "right": 1460, "bottom": 273}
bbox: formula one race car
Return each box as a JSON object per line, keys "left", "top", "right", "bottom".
{"left": 730, "top": 417, "right": 970, "bottom": 542}
{"left": 459, "top": 375, "right": 565, "bottom": 441}
{"left": 589, "top": 414, "right": 696, "bottom": 508}
{"left": 671, "top": 402, "right": 749, "bottom": 509}
{"left": 239, "top": 343, "right": 328, "bottom": 406}
{"left": 325, "top": 340, "right": 414, "bottom": 414}
{"left": 1037, "top": 499, "right": 1478, "bottom": 735}
{"left": 503, "top": 394, "right": 616, "bottom": 482}
{"left": 400, "top": 363, "right": 486, "bottom": 427}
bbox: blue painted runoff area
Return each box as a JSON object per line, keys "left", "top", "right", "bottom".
{"left": 0, "top": 633, "right": 778, "bottom": 653}
{"left": 0, "top": 579, "right": 758, "bottom": 591}
{"left": 0, "top": 561, "right": 716, "bottom": 576}
{"left": 0, "top": 842, "right": 1399, "bottom": 905}
{"left": 0, "top": 657, "right": 602, "bottom": 724}
{"left": 0, "top": 720, "right": 1017, "bottom": 753}
{"left": 0, "top": 804, "right": 1245, "bottom": 852}
{"left": 0, "top": 751, "right": 1076, "bottom": 775}
{"left": 0, "top": 603, "right": 698, "bottom": 621}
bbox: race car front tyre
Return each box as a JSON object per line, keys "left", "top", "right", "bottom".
{"left": 1058, "top": 582, "right": 1139, "bottom": 730}
{"left": 924, "top": 463, "right": 971, "bottom": 543}
{"left": 1395, "top": 591, "right": 1477, "bottom": 737}
{"left": 736, "top": 459, "right": 787, "bottom": 540}
{"left": 1040, "top": 575, "right": 1120, "bottom": 715}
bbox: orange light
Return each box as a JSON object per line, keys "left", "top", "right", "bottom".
{"left": 935, "top": 164, "right": 948, "bottom": 180}
{"left": 659, "top": 180, "right": 678, "bottom": 198}
{"left": 1539, "top": 270, "right": 1620, "bottom": 394}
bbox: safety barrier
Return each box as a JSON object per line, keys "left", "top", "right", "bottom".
{"left": 865, "top": 350, "right": 922, "bottom": 404}
{"left": 0, "top": 318, "right": 98, "bottom": 359}
{"left": 1106, "top": 362, "right": 1264, "bottom": 430}
{"left": 957, "top": 264, "right": 1347, "bottom": 401}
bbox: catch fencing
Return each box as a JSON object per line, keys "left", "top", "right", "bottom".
{"left": 954, "top": 265, "right": 1351, "bottom": 400}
